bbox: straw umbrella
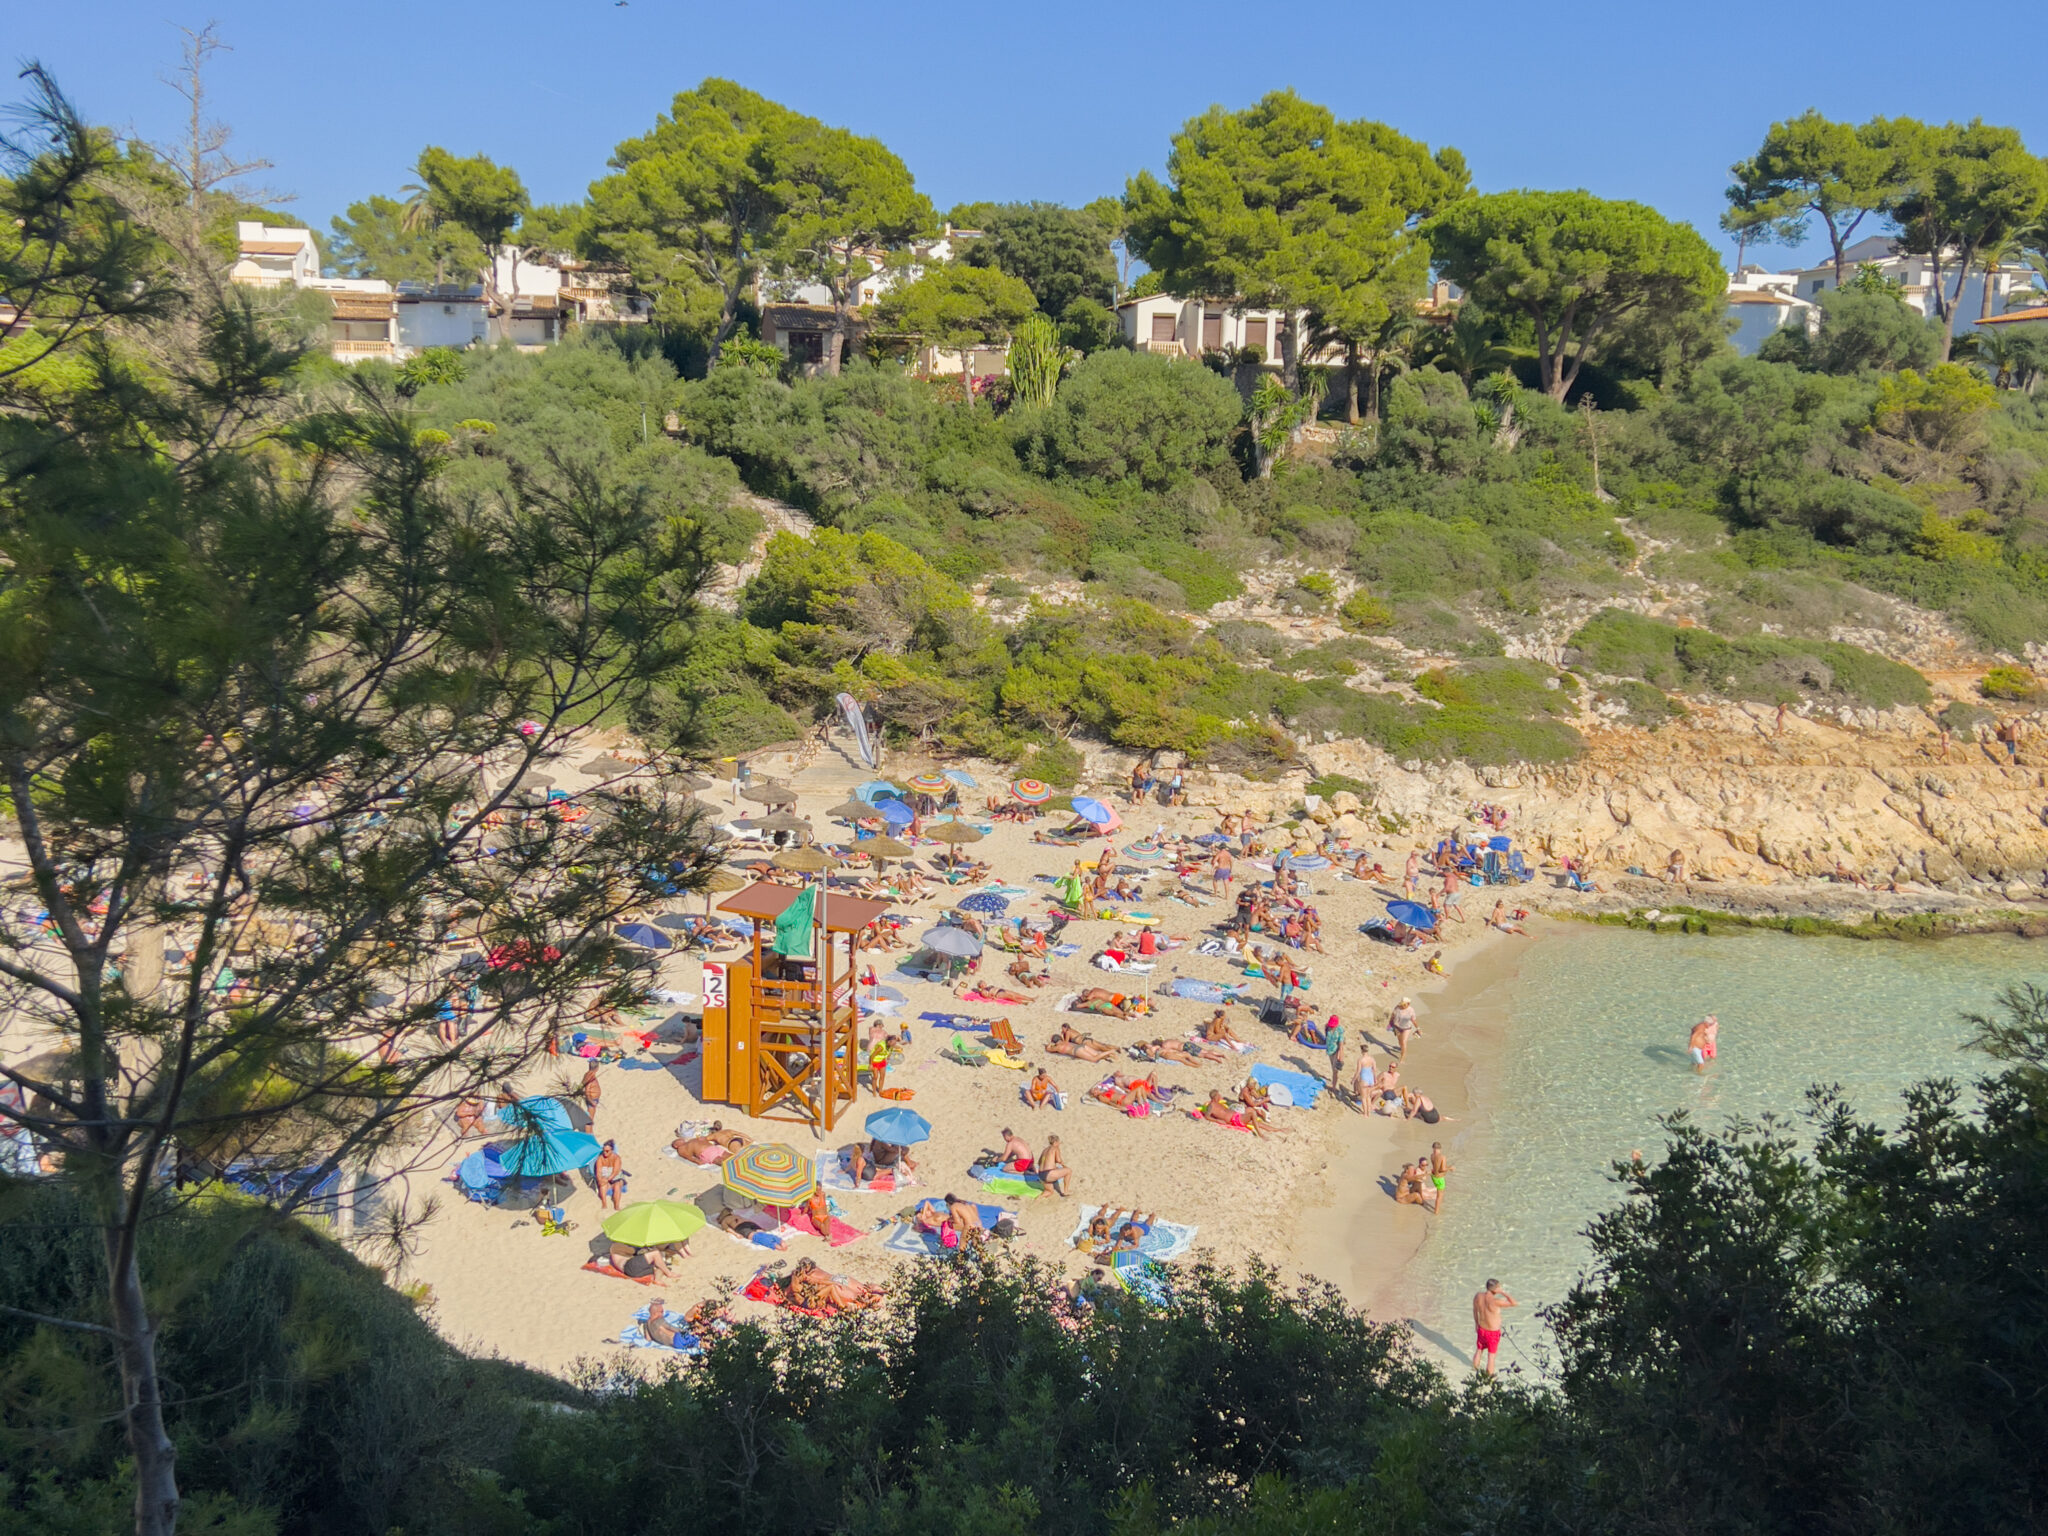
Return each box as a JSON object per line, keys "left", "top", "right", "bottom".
{"left": 742, "top": 780, "right": 797, "bottom": 807}
{"left": 667, "top": 770, "right": 712, "bottom": 792}
{"left": 755, "top": 810, "right": 813, "bottom": 844}
{"left": 826, "top": 797, "right": 877, "bottom": 823}
{"left": 700, "top": 867, "right": 746, "bottom": 912}
{"left": 860, "top": 836, "right": 912, "bottom": 860}
{"left": 772, "top": 845, "right": 842, "bottom": 874}
{"left": 925, "top": 820, "right": 983, "bottom": 868}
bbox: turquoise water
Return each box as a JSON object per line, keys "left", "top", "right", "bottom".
{"left": 1402, "top": 927, "right": 2048, "bottom": 1365}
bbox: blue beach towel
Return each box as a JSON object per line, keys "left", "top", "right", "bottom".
{"left": 1249, "top": 1062, "right": 1326, "bottom": 1108}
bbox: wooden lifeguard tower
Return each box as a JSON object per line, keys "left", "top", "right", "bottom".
{"left": 697, "top": 880, "right": 891, "bottom": 1135}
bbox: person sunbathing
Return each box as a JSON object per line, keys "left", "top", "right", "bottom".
{"left": 1071, "top": 987, "right": 1144, "bottom": 1018}
{"left": 943, "top": 1192, "right": 987, "bottom": 1249}
{"left": 610, "top": 1242, "right": 681, "bottom": 1281}
{"left": 1193, "top": 1009, "right": 1237, "bottom": 1045}
{"left": 1202, "top": 1088, "right": 1244, "bottom": 1127}
{"left": 1488, "top": 901, "right": 1529, "bottom": 935}
{"left": 848, "top": 1137, "right": 917, "bottom": 1186}
{"left": 1048, "top": 1025, "right": 1115, "bottom": 1063}
{"left": 717, "top": 1209, "right": 771, "bottom": 1241}
{"left": 1036, "top": 1134, "right": 1072, "bottom": 1197}
{"left": 1402, "top": 1088, "right": 1446, "bottom": 1125}
{"left": 960, "top": 981, "right": 1032, "bottom": 1005}
{"left": 1140, "top": 1038, "right": 1205, "bottom": 1067}
{"left": 1395, "top": 1159, "right": 1438, "bottom": 1211}
{"left": 671, "top": 1134, "right": 731, "bottom": 1165}
{"left": 683, "top": 1298, "right": 733, "bottom": 1338}
{"left": 454, "top": 1095, "right": 485, "bottom": 1138}
{"left": 1090, "top": 1073, "right": 1150, "bottom": 1109}
{"left": 643, "top": 1297, "right": 681, "bottom": 1346}
{"left": 787, "top": 1257, "right": 885, "bottom": 1311}
{"left": 1178, "top": 1036, "right": 1231, "bottom": 1064}
{"left": 1006, "top": 958, "right": 1052, "bottom": 988}
{"left": 1094, "top": 1215, "right": 1153, "bottom": 1263}
{"left": 706, "top": 1122, "right": 752, "bottom": 1151}
{"left": 1239, "top": 1078, "right": 1273, "bottom": 1116}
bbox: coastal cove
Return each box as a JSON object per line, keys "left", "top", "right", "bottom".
{"left": 1298, "top": 922, "right": 2048, "bottom": 1374}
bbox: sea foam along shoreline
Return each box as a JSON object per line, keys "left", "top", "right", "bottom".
{"left": 1287, "top": 914, "right": 1542, "bottom": 1372}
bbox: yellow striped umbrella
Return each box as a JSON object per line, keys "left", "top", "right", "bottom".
{"left": 719, "top": 1143, "right": 817, "bottom": 1204}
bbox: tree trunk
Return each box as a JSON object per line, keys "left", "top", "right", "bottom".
{"left": 1364, "top": 353, "right": 1382, "bottom": 423}
{"left": 1343, "top": 342, "right": 1361, "bottom": 425}
{"left": 1981, "top": 261, "right": 1999, "bottom": 322}
{"left": 959, "top": 348, "right": 975, "bottom": 409}
{"left": 1278, "top": 313, "right": 1300, "bottom": 394}
{"left": 1936, "top": 248, "right": 1968, "bottom": 363}
{"left": 107, "top": 1229, "right": 179, "bottom": 1536}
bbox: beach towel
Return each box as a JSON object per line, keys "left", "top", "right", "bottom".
{"left": 743, "top": 1271, "right": 837, "bottom": 1318}
{"left": 770, "top": 1203, "right": 868, "bottom": 1248}
{"left": 1165, "top": 976, "right": 1236, "bottom": 1003}
{"left": 714, "top": 1206, "right": 788, "bottom": 1250}
{"left": 822, "top": 1157, "right": 921, "bottom": 1196}
{"left": 877, "top": 1201, "right": 1012, "bottom": 1258}
{"left": 582, "top": 1259, "right": 658, "bottom": 1286}
{"left": 1050, "top": 943, "right": 1081, "bottom": 958}
{"left": 970, "top": 1166, "right": 1044, "bottom": 1199}
{"left": 920, "top": 1011, "right": 992, "bottom": 1031}
{"left": 1111, "top": 1255, "right": 1174, "bottom": 1307}
{"left": 1249, "top": 1062, "right": 1326, "bottom": 1108}
{"left": 1069, "top": 1207, "right": 1198, "bottom": 1261}
{"left": 617, "top": 1306, "right": 704, "bottom": 1353}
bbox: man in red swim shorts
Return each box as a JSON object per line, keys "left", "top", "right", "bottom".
{"left": 1472, "top": 1278, "right": 1518, "bottom": 1376}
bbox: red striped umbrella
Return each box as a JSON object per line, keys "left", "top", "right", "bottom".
{"left": 1009, "top": 778, "right": 1052, "bottom": 804}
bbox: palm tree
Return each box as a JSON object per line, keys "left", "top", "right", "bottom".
{"left": 1960, "top": 324, "right": 2021, "bottom": 388}
{"left": 1427, "top": 304, "right": 1510, "bottom": 387}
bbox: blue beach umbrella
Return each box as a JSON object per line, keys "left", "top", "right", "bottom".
{"left": 497, "top": 1128, "right": 602, "bottom": 1177}
{"left": 1386, "top": 900, "right": 1438, "bottom": 930}
{"left": 456, "top": 1147, "right": 508, "bottom": 1191}
{"left": 942, "top": 769, "right": 977, "bottom": 788}
{"left": 1070, "top": 796, "right": 1113, "bottom": 826}
{"left": 615, "top": 922, "right": 672, "bottom": 950}
{"left": 877, "top": 798, "right": 914, "bottom": 827}
{"left": 863, "top": 1107, "right": 933, "bottom": 1144}
{"left": 498, "top": 1096, "right": 573, "bottom": 1136}
{"left": 958, "top": 891, "right": 1009, "bottom": 915}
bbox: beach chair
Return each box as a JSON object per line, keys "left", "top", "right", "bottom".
{"left": 1481, "top": 850, "right": 1505, "bottom": 885}
{"left": 942, "top": 1035, "right": 989, "bottom": 1069}
{"left": 1508, "top": 851, "right": 1532, "bottom": 882}
{"left": 989, "top": 1018, "right": 1025, "bottom": 1056}
{"left": 1566, "top": 868, "right": 1595, "bottom": 893}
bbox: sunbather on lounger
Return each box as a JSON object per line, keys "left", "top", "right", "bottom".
{"left": 959, "top": 982, "right": 1031, "bottom": 1005}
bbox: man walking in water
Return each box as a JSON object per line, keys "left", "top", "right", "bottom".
{"left": 1472, "top": 1278, "right": 1518, "bottom": 1375}
{"left": 1688, "top": 1015, "right": 1717, "bottom": 1074}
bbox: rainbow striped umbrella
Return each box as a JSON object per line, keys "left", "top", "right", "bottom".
{"left": 720, "top": 1143, "right": 817, "bottom": 1204}
{"left": 1010, "top": 778, "right": 1052, "bottom": 804}
{"left": 905, "top": 772, "right": 950, "bottom": 793}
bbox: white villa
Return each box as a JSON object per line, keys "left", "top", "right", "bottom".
{"left": 1728, "top": 235, "right": 2045, "bottom": 354}
{"left": 228, "top": 222, "right": 639, "bottom": 363}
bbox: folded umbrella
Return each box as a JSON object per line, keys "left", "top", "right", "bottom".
{"left": 863, "top": 1107, "right": 932, "bottom": 1145}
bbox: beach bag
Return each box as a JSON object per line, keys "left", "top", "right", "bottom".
{"left": 940, "top": 1224, "right": 961, "bottom": 1249}
{"left": 1050, "top": 1091, "right": 1067, "bottom": 1111}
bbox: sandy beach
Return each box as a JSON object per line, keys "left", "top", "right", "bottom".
{"left": 379, "top": 748, "right": 1538, "bottom": 1376}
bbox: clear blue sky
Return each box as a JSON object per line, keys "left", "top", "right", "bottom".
{"left": 16, "top": 0, "right": 2046, "bottom": 271}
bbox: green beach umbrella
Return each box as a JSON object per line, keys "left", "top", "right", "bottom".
{"left": 601, "top": 1200, "right": 708, "bottom": 1247}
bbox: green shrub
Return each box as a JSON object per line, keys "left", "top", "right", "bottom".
{"left": 1339, "top": 591, "right": 1395, "bottom": 632}
{"left": 1391, "top": 602, "right": 1506, "bottom": 658}
{"left": 1939, "top": 699, "right": 1995, "bottom": 739}
{"left": 1567, "top": 608, "right": 1929, "bottom": 710}
{"left": 1980, "top": 665, "right": 2039, "bottom": 700}
{"left": 1603, "top": 678, "right": 1687, "bottom": 728}
{"left": 1014, "top": 737, "right": 1083, "bottom": 788}
{"left": 1305, "top": 772, "right": 1375, "bottom": 802}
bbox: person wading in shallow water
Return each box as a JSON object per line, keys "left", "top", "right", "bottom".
{"left": 1472, "top": 1278, "right": 1518, "bottom": 1375}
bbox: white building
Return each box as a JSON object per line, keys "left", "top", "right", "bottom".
{"left": 1730, "top": 235, "right": 2046, "bottom": 353}
{"left": 1114, "top": 293, "right": 1344, "bottom": 366}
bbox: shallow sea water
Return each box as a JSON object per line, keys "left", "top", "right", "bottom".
{"left": 1400, "top": 927, "right": 2048, "bottom": 1368}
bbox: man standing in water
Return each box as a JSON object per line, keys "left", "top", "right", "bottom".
{"left": 1472, "top": 1278, "right": 1518, "bottom": 1375}
{"left": 1688, "top": 1015, "right": 1717, "bottom": 1074}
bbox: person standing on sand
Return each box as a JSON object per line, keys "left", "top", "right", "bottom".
{"left": 1323, "top": 1015, "right": 1346, "bottom": 1090}
{"left": 1212, "top": 846, "right": 1233, "bottom": 896}
{"left": 1472, "top": 1279, "right": 1518, "bottom": 1375}
{"left": 579, "top": 1064, "right": 602, "bottom": 1130}
{"left": 1403, "top": 849, "right": 1421, "bottom": 899}
{"left": 1389, "top": 997, "right": 1419, "bottom": 1057}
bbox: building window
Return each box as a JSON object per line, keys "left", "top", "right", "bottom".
{"left": 1150, "top": 313, "right": 1177, "bottom": 344}
{"left": 1201, "top": 312, "right": 1223, "bottom": 349}
{"left": 1810, "top": 279, "right": 1826, "bottom": 294}
{"left": 1243, "top": 318, "right": 1268, "bottom": 352}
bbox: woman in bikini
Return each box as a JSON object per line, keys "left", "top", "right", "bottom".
{"left": 1203, "top": 1009, "right": 1247, "bottom": 1048}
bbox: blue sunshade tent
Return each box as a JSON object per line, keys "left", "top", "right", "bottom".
{"left": 497, "top": 1128, "right": 602, "bottom": 1177}
{"left": 1386, "top": 900, "right": 1438, "bottom": 930}
{"left": 855, "top": 780, "right": 905, "bottom": 804}
{"left": 1070, "top": 796, "right": 1113, "bottom": 826}
{"left": 615, "top": 922, "right": 672, "bottom": 950}
{"left": 863, "top": 1107, "right": 933, "bottom": 1144}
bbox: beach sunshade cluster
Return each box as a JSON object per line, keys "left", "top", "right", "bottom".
{"left": 863, "top": 1107, "right": 932, "bottom": 1145}
{"left": 1009, "top": 778, "right": 1052, "bottom": 805}
{"left": 721, "top": 1143, "right": 817, "bottom": 1203}
{"left": 601, "top": 1199, "right": 707, "bottom": 1247}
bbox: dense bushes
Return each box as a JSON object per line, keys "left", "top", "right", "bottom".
{"left": 1568, "top": 607, "right": 1932, "bottom": 710}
